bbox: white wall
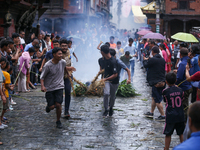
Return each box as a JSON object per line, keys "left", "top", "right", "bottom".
{"left": 110, "top": 0, "right": 147, "bottom": 30}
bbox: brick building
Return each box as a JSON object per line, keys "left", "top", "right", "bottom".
{"left": 141, "top": 0, "right": 200, "bottom": 37}
{"left": 0, "top": 0, "right": 48, "bottom": 37}
{"left": 38, "top": 0, "right": 111, "bottom": 34}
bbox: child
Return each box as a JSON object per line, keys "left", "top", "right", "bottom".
{"left": 1, "top": 60, "right": 14, "bottom": 124}
{"left": 109, "top": 36, "right": 116, "bottom": 49}
{"left": 68, "top": 40, "right": 78, "bottom": 63}
{"left": 8, "top": 66, "right": 16, "bottom": 110}
{"left": 162, "top": 72, "right": 185, "bottom": 150}
{"left": 115, "top": 41, "right": 124, "bottom": 58}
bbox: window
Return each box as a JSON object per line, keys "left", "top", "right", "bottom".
{"left": 70, "top": 0, "right": 77, "bottom": 6}
{"left": 149, "top": 19, "right": 155, "bottom": 25}
{"left": 179, "top": 0, "right": 188, "bottom": 9}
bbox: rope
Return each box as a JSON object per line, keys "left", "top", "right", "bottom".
{"left": 176, "top": 79, "right": 195, "bottom": 110}
{"left": 177, "top": 79, "right": 187, "bottom": 87}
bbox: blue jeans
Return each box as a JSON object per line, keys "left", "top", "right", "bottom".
{"left": 64, "top": 77, "right": 72, "bottom": 115}
{"left": 120, "top": 64, "right": 130, "bottom": 81}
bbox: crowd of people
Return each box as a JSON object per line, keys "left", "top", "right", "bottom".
{"left": 0, "top": 27, "right": 199, "bottom": 149}
{"left": 96, "top": 34, "right": 200, "bottom": 150}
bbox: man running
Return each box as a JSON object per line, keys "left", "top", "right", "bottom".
{"left": 40, "top": 47, "right": 75, "bottom": 128}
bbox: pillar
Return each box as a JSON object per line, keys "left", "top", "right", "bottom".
{"left": 183, "top": 20, "right": 186, "bottom": 32}
{"left": 165, "top": 21, "right": 168, "bottom": 37}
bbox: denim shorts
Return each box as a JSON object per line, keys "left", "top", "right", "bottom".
{"left": 152, "top": 86, "right": 164, "bottom": 103}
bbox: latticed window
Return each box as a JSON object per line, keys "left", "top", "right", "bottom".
{"left": 178, "top": 0, "right": 188, "bottom": 9}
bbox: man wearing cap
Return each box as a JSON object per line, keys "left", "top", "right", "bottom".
{"left": 143, "top": 46, "right": 166, "bottom": 121}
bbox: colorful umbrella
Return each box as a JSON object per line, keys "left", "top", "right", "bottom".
{"left": 142, "top": 32, "right": 166, "bottom": 40}
{"left": 137, "top": 30, "right": 152, "bottom": 36}
{"left": 171, "top": 32, "right": 199, "bottom": 43}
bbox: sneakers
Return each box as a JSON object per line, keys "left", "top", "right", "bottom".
{"left": 109, "top": 107, "right": 113, "bottom": 117}
{"left": 9, "top": 105, "right": 13, "bottom": 111}
{"left": 3, "top": 117, "right": 7, "bottom": 120}
{"left": 46, "top": 106, "right": 51, "bottom": 113}
{"left": 34, "top": 83, "right": 37, "bottom": 86}
{"left": 2, "top": 124, "right": 8, "bottom": 128}
{"left": 103, "top": 110, "right": 109, "bottom": 117}
{"left": 64, "top": 112, "right": 70, "bottom": 119}
{"left": 0, "top": 125, "right": 4, "bottom": 129}
{"left": 144, "top": 112, "right": 154, "bottom": 118}
{"left": 56, "top": 120, "right": 62, "bottom": 129}
{"left": 11, "top": 99, "right": 16, "bottom": 105}
{"left": 155, "top": 115, "right": 165, "bottom": 122}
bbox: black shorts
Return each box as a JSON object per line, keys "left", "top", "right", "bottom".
{"left": 163, "top": 122, "right": 185, "bottom": 136}
{"left": 45, "top": 89, "right": 63, "bottom": 107}
{"left": 152, "top": 86, "right": 165, "bottom": 103}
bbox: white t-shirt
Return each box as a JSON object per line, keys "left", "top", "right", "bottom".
{"left": 123, "top": 44, "right": 136, "bottom": 55}
{"left": 19, "top": 37, "right": 25, "bottom": 45}
{"left": 176, "top": 51, "right": 181, "bottom": 67}
{"left": 68, "top": 47, "right": 74, "bottom": 63}
{"left": 150, "top": 49, "right": 163, "bottom": 58}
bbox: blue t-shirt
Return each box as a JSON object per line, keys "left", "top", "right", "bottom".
{"left": 173, "top": 131, "right": 200, "bottom": 150}
{"left": 191, "top": 54, "right": 200, "bottom": 75}
{"left": 24, "top": 43, "right": 33, "bottom": 52}
{"left": 45, "top": 49, "right": 53, "bottom": 60}
{"left": 176, "top": 56, "right": 192, "bottom": 91}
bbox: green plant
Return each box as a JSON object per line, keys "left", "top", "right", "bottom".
{"left": 74, "top": 84, "right": 87, "bottom": 96}
{"left": 116, "top": 79, "right": 139, "bottom": 97}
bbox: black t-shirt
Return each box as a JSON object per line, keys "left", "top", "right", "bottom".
{"left": 6, "top": 54, "right": 12, "bottom": 66}
{"left": 98, "top": 57, "right": 105, "bottom": 69}
{"left": 162, "top": 86, "right": 184, "bottom": 123}
{"left": 104, "top": 56, "right": 119, "bottom": 84}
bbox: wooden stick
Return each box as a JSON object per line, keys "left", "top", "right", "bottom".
{"left": 14, "top": 62, "right": 25, "bottom": 85}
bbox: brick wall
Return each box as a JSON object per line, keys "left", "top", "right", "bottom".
{"left": 165, "top": 0, "right": 200, "bottom": 15}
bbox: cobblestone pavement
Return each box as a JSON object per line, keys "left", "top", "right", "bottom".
{"left": 0, "top": 62, "right": 180, "bottom": 150}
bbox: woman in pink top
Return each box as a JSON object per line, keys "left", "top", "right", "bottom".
{"left": 159, "top": 44, "right": 168, "bottom": 72}
{"left": 18, "top": 48, "right": 35, "bottom": 92}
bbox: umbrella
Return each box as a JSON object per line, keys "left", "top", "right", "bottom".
{"left": 137, "top": 30, "right": 152, "bottom": 35}
{"left": 171, "top": 32, "right": 199, "bottom": 43}
{"left": 67, "top": 35, "right": 82, "bottom": 41}
{"left": 142, "top": 32, "right": 166, "bottom": 40}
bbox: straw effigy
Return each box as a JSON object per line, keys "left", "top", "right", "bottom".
{"left": 86, "top": 69, "right": 105, "bottom": 97}
{"left": 72, "top": 69, "right": 105, "bottom": 97}
{"left": 86, "top": 80, "right": 105, "bottom": 97}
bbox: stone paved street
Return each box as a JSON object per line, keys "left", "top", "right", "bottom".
{"left": 0, "top": 62, "right": 180, "bottom": 150}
